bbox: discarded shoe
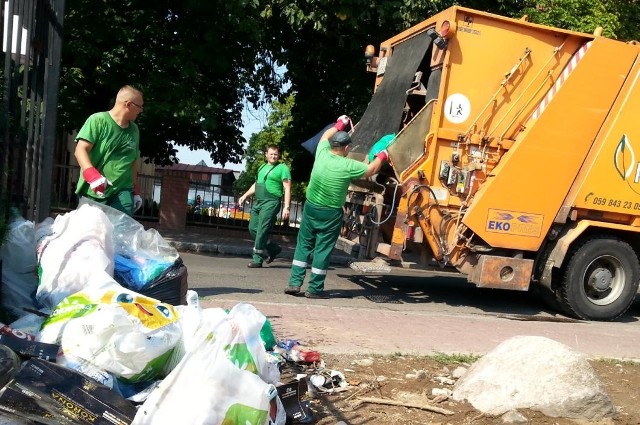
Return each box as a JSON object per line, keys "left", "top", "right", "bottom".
{"left": 266, "top": 246, "right": 282, "bottom": 264}
{"left": 247, "top": 262, "right": 263, "bottom": 268}
{"left": 304, "top": 291, "right": 330, "bottom": 299}
{"left": 284, "top": 286, "right": 300, "bottom": 295}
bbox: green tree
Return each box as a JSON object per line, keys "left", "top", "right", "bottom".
{"left": 59, "top": 0, "right": 284, "bottom": 166}
{"left": 521, "top": 0, "right": 619, "bottom": 37}
{"left": 260, "top": 0, "right": 447, "bottom": 181}
{"left": 234, "top": 94, "right": 306, "bottom": 200}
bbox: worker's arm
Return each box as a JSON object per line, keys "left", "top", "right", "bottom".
{"left": 321, "top": 126, "right": 339, "bottom": 142}
{"left": 74, "top": 139, "right": 95, "bottom": 171}
{"left": 320, "top": 115, "right": 350, "bottom": 141}
{"left": 238, "top": 183, "right": 256, "bottom": 205}
{"left": 75, "top": 139, "right": 110, "bottom": 196}
{"left": 282, "top": 179, "right": 292, "bottom": 220}
{"left": 363, "top": 156, "right": 384, "bottom": 178}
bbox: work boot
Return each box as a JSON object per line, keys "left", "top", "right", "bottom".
{"left": 247, "top": 262, "right": 263, "bottom": 268}
{"left": 266, "top": 246, "right": 282, "bottom": 264}
{"left": 304, "top": 291, "right": 330, "bottom": 299}
{"left": 284, "top": 286, "right": 300, "bottom": 295}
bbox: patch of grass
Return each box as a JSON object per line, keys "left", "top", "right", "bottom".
{"left": 429, "top": 352, "right": 481, "bottom": 365}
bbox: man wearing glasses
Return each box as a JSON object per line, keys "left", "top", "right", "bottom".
{"left": 74, "top": 85, "right": 144, "bottom": 215}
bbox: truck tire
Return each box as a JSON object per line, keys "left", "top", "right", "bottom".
{"left": 559, "top": 236, "right": 640, "bottom": 321}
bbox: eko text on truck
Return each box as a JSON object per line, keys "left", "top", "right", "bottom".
{"left": 342, "top": 6, "right": 640, "bottom": 321}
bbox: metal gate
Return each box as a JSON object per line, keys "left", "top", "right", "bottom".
{"left": 1, "top": 0, "right": 65, "bottom": 222}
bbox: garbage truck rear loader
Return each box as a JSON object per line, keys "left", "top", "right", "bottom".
{"left": 344, "top": 6, "right": 640, "bottom": 321}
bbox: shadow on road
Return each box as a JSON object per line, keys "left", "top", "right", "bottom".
{"left": 339, "top": 273, "right": 640, "bottom": 322}
{"left": 196, "top": 286, "right": 263, "bottom": 297}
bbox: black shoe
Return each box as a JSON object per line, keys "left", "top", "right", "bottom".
{"left": 247, "top": 262, "right": 263, "bottom": 268}
{"left": 304, "top": 291, "right": 330, "bottom": 299}
{"left": 266, "top": 246, "right": 282, "bottom": 264}
{"left": 284, "top": 286, "right": 300, "bottom": 295}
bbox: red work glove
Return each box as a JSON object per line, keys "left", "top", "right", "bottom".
{"left": 133, "top": 183, "right": 142, "bottom": 212}
{"left": 82, "top": 167, "right": 110, "bottom": 197}
{"left": 334, "top": 115, "right": 350, "bottom": 131}
{"left": 375, "top": 150, "right": 389, "bottom": 163}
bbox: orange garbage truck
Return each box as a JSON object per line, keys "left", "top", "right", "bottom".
{"left": 343, "top": 6, "right": 640, "bottom": 321}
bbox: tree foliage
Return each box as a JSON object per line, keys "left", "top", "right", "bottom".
{"left": 59, "top": 0, "right": 284, "bottom": 166}
{"left": 259, "top": 0, "right": 640, "bottom": 181}
{"left": 59, "top": 0, "right": 640, "bottom": 176}
{"left": 233, "top": 94, "right": 306, "bottom": 200}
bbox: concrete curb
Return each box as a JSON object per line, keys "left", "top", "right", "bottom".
{"left": 166, "top": 240, "right": 354, "bottom": 266}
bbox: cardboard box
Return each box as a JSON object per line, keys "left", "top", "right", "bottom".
{"left": 0, "top": 334, "right": 59, "bottom": 361}
{"left": 277, "top": 378, "right": 310, "bottom": 422}
{"left": 0, "top": 386, "right": 75, "bottom": 424}
{"left": 0, "top": 359, "right": 136, "bottom": 425}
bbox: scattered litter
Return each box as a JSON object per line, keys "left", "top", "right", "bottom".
{"left": 349, "top": 261, "right": 391, "bottom": 273}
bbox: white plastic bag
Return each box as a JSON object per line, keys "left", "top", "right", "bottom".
{"left": 133, "top": 308, "right": 272, "bottom": 425}
{"left": 36, "top": 204, "right": 115, "bottom": 309}
{"left": 38, "top": 283, "right": 181, "bottom": 383}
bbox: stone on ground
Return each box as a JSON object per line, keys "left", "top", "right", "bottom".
{"left": 452, "top": 335, "right": 614, "bottom": 420}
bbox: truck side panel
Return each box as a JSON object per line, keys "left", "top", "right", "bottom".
{"left": 462, "top": 38, "right": 637, "bottom": 250}
{"left": 567, "top": 57, "right": 640, "bottom": 217}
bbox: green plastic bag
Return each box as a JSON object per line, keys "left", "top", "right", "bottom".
{"left": 368, "top": 133, "right": 396, "bottom": 162}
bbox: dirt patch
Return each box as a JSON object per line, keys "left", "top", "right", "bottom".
{"left": 285, "top": 354, "right": 640, "bottom": 425}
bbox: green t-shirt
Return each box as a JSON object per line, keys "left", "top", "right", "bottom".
{"left": 257, "top": 162, "right": 291, "bottom": 198}
{"left": 306, "top": 139, "right": 368, "bottom": 209}
{"left": 75, "top": 112, "right": 140, "bottom": 199}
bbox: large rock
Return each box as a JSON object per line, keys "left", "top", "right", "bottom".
{"left": 452, "top": 335, "right": 614, "bottom": 420}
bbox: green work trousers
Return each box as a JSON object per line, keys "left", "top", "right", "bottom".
{"left": 288, "top": 201, "right": 342, "bottom": 294}
{"left": 248, "top": 197, "right": 282, "bottom": 264}
{"left": 83, "top": 190, "right": 134, "bottom": 216}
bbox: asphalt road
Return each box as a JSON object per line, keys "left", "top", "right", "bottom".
{"left": 181, "top": 251, "right": 640, "bottom": 320}
{"left": 178, "top": 251, "right": 640, "bottom": 359}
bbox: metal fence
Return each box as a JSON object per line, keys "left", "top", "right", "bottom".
{"left": 185, "top": 180, "right": 302, "bottom": 235}
{"left": 49, "top": 165, "right": 302, "bottom": 235}
{"left": 1, "top": 0, "right": 65, "bottom": 222}
{"left": 50, "top": 165, "right": 161, "bottom": 220}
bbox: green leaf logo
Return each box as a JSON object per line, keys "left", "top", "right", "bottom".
{"left": 614, "top": 134, "right": 635, "bottom": 180}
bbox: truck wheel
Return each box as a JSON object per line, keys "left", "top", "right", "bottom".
{"left": 560, "top": 236, "right": 639, "bottom": 321}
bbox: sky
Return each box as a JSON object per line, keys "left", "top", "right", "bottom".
{"left": 174, "top": 101, "right": 272, "bottom": 172}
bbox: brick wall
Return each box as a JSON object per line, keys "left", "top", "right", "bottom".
{"left": 158, "top": 171, "right": 190, "bottom": 231}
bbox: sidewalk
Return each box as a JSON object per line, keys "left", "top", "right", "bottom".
{"left": 161, "top": 229, "right": 354, "bottom": 265}
{"left": 199, "top": 299, "right": 640, "bottom": 361}
{"left": 162, "top": 229, "right": 640, "bottom": 361}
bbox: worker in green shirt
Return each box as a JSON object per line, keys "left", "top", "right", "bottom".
{"left": 284, "top": 115, "right": 390, "bottom": 298}
{"left": 74, "top": 85, "right": 143, "bottom": 215}
{"left": 239, "top": 144, "right": 292, "bottom": 268}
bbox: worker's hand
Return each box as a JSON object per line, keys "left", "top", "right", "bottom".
{"left": 334, "top": 115, "right": 351, "bottom": 131}
{"left": 132, "top": 184, "right": 143, "bottom": 212}
{"left": 82, "top": 167, "right": 110, "bottom": 197}
{"left": 133, "top": 195, "right": 143, "bottom": 212}
{"left": 375, "top": 150, "right": 389, "bottom": 163}
{"left": 367, "top": 133, "right": 396, "bottom": 163}
{"left": 282, "top": 206, "right": 290, "bottom": 221}
{"left": 239, "top": 195, "right": 246, "bottom": 205}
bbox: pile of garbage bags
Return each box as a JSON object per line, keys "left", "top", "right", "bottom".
{"left": 0, "top": 201, "right": 293, "bottom": 424}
